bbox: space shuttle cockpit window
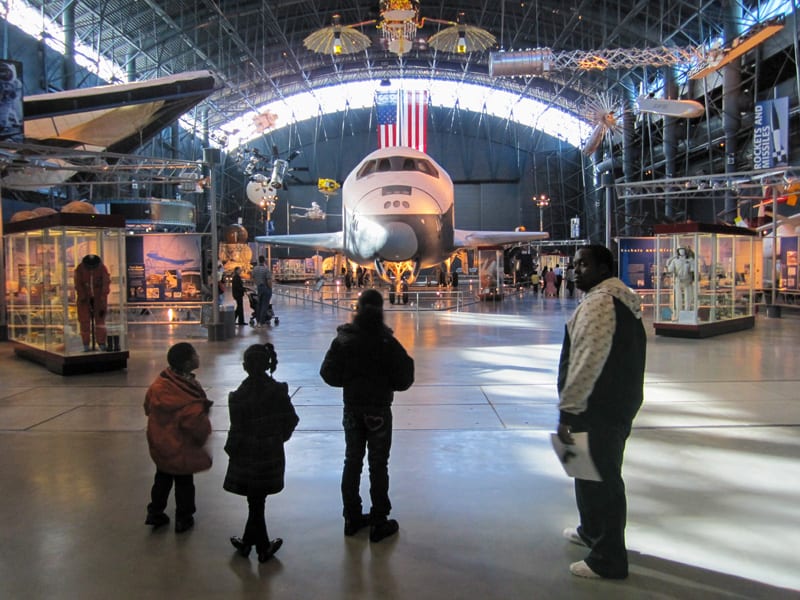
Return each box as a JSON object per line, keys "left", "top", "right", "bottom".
{"left": 357, "top": 160, "right": 377, "bottom": 179}
{"left": 414, "top": 159, "right": 438, "bottom": 178}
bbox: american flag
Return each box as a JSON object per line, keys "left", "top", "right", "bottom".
{"left": 376, "top": 91, "right": 399, "bottom": 148}
{"left": 400, "top": 90, "right": 428, "bottom": 153}
{"left": 376, "top": 90, "right": 428, "bottom": 152}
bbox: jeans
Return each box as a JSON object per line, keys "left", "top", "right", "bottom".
{"left": 257, "top": 284, "right": 273, "bottom": 324}
{"left": 341, "top": 408, "right": 392, "bottom": 521}
{"left": 147, "top": 470, "right": 195, "bottom": 520}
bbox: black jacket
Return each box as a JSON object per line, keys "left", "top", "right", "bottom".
{"left": 232, "top": 273, "right": 245, "bottom": 300}
{"left": 320, "top": 320, "right": 414, "bottom": 411}
{"left": 223, "top": 374, "right": 299, "bottom": 496}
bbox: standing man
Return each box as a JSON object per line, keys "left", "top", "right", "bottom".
{"left": 231, "top": 267, "right": 246, "bottom": 326}
{"left": 556, "top": 245, "right": 646, "bottom": 579}
{"left": 320, "top": 290, "right": 414, "bottom": 543}
{"left": 251, "top": 256, "right": 272, "bottom": 326}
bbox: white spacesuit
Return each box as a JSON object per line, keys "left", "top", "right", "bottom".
{"left": 0, "top": 61, "right": 22, "bottom": 134}
{"left": 666, "top": 247, "right": 696, "bottom": 313}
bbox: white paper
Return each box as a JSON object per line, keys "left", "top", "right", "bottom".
{"left": 550, "top": 432, "right": 602, "bottom": 481}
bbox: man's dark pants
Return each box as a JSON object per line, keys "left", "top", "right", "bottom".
{"left": 341, "top": 408, "right": 392, "bottom": 521}
{"left": 575, "top": 422, "right": 631, "bottom": 579}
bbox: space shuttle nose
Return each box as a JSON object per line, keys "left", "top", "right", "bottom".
{"left": 380, "top": 221, "right": 418, "bottom": 261}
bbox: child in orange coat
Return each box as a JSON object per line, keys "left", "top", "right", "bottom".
{"left": 144, "top": 342, "right": 213, "bottom": 533}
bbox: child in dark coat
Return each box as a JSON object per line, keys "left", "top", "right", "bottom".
{"left": 224, "top": 343, "right": 299, "bottom": 562}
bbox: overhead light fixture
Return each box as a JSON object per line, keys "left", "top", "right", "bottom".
{"left": 332, "top": 32, "right": 343, "bottom": 55}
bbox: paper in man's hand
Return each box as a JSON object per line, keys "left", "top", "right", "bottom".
{"left": 550, "top": 432, "right": 602, "bottom": 481}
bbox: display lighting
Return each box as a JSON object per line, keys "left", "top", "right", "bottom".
{"left": 535, "top": 194, "right": 550, "bottom": 232}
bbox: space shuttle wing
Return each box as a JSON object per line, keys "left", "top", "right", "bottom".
{"left": 453, "top": 229, "right": 549, "bottom": 248}
{"left": 254, "top": 231, "right": 344, "bottom": 252}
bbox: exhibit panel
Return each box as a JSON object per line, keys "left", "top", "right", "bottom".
{"left": 653, "top": 223, "right": 757, "bottom": 338}
{"left": 4, "top": 213, "right": 129, "bottom": 374}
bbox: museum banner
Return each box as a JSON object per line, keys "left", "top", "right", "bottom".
{"left": 753, "top": 97, "right": 789, "bottom": 169}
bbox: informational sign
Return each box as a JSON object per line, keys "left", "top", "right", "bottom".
{"left": 753, "top": 97, "right": 789, "bottom": 169}
{"left": 570, "top": 216, "right": 581, "bottom": 239}
{"left": 618, "top": 237, "right": 672, "bottom": 289}
{"left": 125, "top": 234, "right": 203, "bottom": 302}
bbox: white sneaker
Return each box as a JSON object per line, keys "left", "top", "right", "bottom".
{"left": 570, "top": 560, "right": 602, "bottom": 579}
{"left": 563, "top": 527, "right": 587, "bottom": 547}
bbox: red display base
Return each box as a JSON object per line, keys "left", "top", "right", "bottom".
{"left": 653, "top": 316, "right": 755, "bottom": 338}
{"left": 13, "top": 343, "right": 129, "bottom": 375}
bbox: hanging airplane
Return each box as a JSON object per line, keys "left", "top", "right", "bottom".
{"left": 0, "top": 70, "right": 219, "bottom": 190}
{"left": 256, "top": 146, "right": 549, "bottom": 283}
{"left": 636, "top": 95, "right": 705, "bottom": 119}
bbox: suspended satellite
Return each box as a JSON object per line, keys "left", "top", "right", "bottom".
{"left": 581, "top": 94, "right": 621, "bottom": 156}
{"left": 304, "top": 4, "right": 495, "bottom": 57}
{"left": 318, "top": 178, "right": 341, "bottom": 196}
{"left": 291, "top": 201, "right": 328, "bottom": 222}
{"left": 246, "top": 174, "right": 277, "bottom": 212}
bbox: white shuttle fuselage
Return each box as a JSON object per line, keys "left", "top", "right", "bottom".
{"left": 341, "top": 147, "right": 453, "bottom": 277}
{"left": 255, "top": 146, "right": 548, "bottom": 282}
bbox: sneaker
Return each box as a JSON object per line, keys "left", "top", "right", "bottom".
{"left": 144, "top": 513, "right": 170, "bottom": 529}
{"left": 369, "top": 519, "right": 399, "bottom": 543}
{"left": 344, "top": 514, "right": 371, "bottom": 537}
{"left": 174, "top": 516, "right": 194, "bottom": 533}
{"left": 569, "top": 560, "right": 602, "bottom": 579}
{"left": 563, "top": 527, "right": 588, "bottom": 547}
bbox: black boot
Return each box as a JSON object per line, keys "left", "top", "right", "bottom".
{"left": 369, "top": 519, "right": 399, "bottom": 543}
{"left": 344, "top": 513, "right": 371, "bottom": 536}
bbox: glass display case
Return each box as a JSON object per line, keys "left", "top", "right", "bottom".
{"left": 4, "top": 213, "right": 129, "bottom": 374}
{"left": 477, "top": 248, "right": 504, "bottom": 301}
{"left": 652, "top": 223, "right": 757, "bottom": 338}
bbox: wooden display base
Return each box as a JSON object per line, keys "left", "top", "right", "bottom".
{"left": 653, "top": 316, "right": 755, "bottom": 338}
{"left": 13, "top": 342, "right": 129, "bottom": 375}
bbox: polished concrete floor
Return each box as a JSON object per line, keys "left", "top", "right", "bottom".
{"left": 1, "top": 287, "right": 798, "bottom": 599}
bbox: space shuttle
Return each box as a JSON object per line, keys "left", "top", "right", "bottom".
{"left": 0, "top": 70, "right": 219, "bottom": 190}
{"left": 255, "top": 146, "right": 548, "bottom": 283}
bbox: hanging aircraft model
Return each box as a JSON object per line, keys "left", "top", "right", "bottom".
{"left": 0, "top": 70, "right": 219, "bottom": 190}
{"left": 256, "top": 146, "right": 548, "bottom": 284}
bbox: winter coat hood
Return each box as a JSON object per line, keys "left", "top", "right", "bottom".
{"left": 589, "top": 277, "right": 642, "bottom": 320}
{"left": 144, "top": 368, "right": 212, "bottom": 475}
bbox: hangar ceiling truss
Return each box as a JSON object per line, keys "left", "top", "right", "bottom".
{"left": 20, "top": 1, "right": 734, "bottom": 131}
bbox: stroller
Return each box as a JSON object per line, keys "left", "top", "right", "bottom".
{"left": 247, "top": 288, "right": 279, "bottom": 326}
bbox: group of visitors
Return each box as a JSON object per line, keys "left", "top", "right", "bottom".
{"left": 143, "top": 288, "right": 414, "bottom": 562}
{"left": 223, "top": 256, "right": 274, "bottom": 327}
{"left": 529, "top": 262, "right": 578, "bottom": 298}
{"left": 142, "top": 244, "right": 645, "bottom": 580}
